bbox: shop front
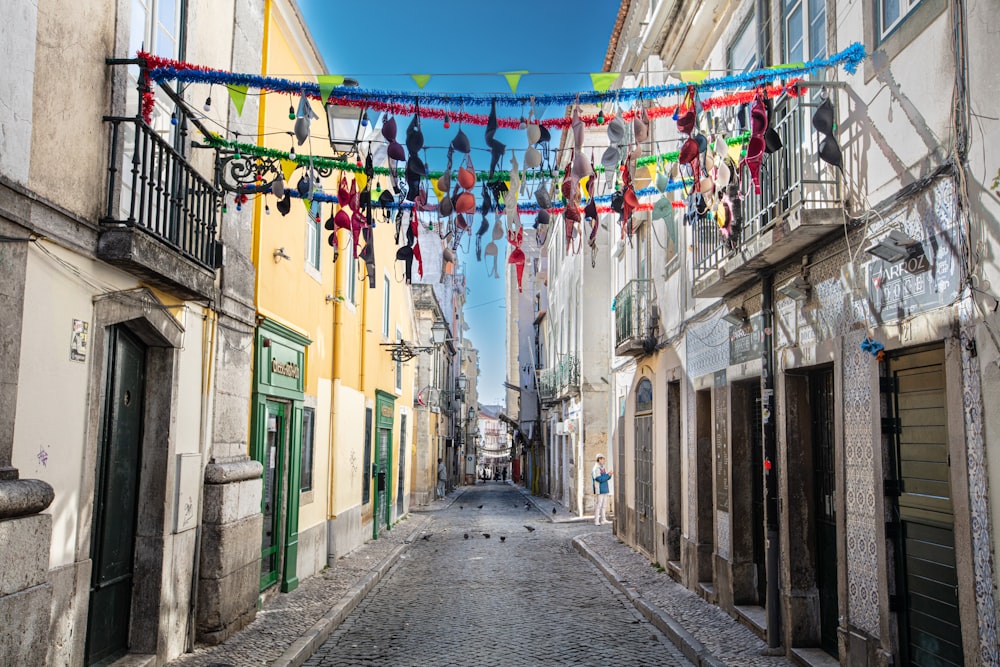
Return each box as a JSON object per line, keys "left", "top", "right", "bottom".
{"left": 252, "top": 319, "right": 310, "bottom": 593}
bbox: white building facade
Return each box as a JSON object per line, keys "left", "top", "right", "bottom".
{"left": 605, "top": 0, "right": 1000, "bottom": 664}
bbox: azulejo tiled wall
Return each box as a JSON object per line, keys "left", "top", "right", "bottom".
{"left": 959, "top": 293, "right": 999, "bottom": 663}
{"left": 842, "top": 328, "right": 880, "bottom": 636}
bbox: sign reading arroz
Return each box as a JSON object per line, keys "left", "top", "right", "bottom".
{"left": 865, "top": 231, "right": 959, "bottom": 326}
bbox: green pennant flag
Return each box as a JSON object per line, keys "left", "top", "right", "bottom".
{"left": 501, "top": 70, "right": 529, "bottom": 93}
{"left": 318, "top": 74, "right": 345, "bottom": 103}
{"left": 769, "top": 62, "right": 805, "bottom": 70}
{"left": 680, "top": 70, "right": 710, "bottom": 83}
{"left": 411, "top": 74, "right": 432, "bottom": 89}
{"left": 590, "top": 72, "right": 620, "bottom": 92}
{"left": 227, "top": 84, "right": 248, "bottom": 116}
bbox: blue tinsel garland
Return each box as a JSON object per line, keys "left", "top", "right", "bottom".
{"left": 149, "top": 43, "right": 866, "bottom": 108}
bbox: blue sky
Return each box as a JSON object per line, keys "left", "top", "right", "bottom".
{"left": 299, "top": 0, "right": 621, "bottom": 406}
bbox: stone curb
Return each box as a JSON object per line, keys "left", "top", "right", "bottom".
{"left": 573, "top": 535, "right": 727, "bottom": 667}
{"left": 270, "top": 526, "right": 423, "bottom": 667}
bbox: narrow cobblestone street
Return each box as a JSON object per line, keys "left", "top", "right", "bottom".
{"left": 303, "top": 484, "right": 691, "bottom": 667}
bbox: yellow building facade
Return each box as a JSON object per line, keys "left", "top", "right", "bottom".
{"left": 253, "top": 0, "right": 416, "bottom": 594}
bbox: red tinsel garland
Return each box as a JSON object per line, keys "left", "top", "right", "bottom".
{"left": 138, "top": 51, "right": 801, "bottom": 131}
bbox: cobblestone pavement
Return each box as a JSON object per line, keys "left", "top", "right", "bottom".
{"left": 167, "top": 482, "right": 801, "bottom": 666}
{"left": 167, "top": 514, "right": 431, "bottom": 667}
{"left": 303, "top": 483, "right": 692, "bottom": 667}
{"left": 514, "top": 486, "right": 796, "bottom": 667}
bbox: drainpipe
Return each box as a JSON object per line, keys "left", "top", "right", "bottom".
{"left": 760, "top": 272, "right": 781, "bottom": 650}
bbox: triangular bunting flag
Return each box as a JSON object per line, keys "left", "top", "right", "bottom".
{"left": 680, "top": 70, "right": 709, "bottom": 83}
{"left": 280, "top": 159, "right": 298, "bottom": 181}
{"left": 411, "top": 74, "right": 432, "bottom": 89}
{"left": 501, "top": 70, "right": 529, "bottom": 93}
{"left": 590, "top": 72, "right": 619, "bottom": 92}
{"left": 227, "top": 84, "right": 249, "bottom": 115}
{"left": 317, "top": 74, "right": 345, "bottom": 103}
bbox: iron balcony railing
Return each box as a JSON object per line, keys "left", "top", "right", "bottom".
{"left": 558, "top": 352, "right": 579, "bottom": 390}
{"left": 614, "top": 279, "right": 655, "bottom": 351}
{"left": 538, "top": 368, "right": 558, "bottom": 400}
{"left": 692, "top": 82, "right": 842, "bottom": 283}
{"left": 103, "top": 114, "right": 219, "bottom": 269}
{"left": 538, "top": 353, "right": 579, "bottom": 401}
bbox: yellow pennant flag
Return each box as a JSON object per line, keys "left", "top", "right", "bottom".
{"left": 680, "top": 70, "right": 709, "bottom": 84}
{"left": 318, "top": 74, "right": 345, "bottom": 103}
{"left": 501, "top": 71, "right": 529, "bottom": 93}
{"left": 590, "top": 72, "right": 619, "bottom": 92}
{"left": 280, "top": 159, "right": 298, "bottom": 181}
{"left": 355, "top": 172, "right": 368, "bottom": 192}
{"left": 411, "top": 74, "right": 432, "bottom": 89}
{"left": 227, "top": 84, "right": 249, "bottom": 115}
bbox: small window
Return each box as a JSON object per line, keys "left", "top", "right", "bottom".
{"left": 635, "top": 378, "right": 653, "bottom": 413}
{"left": 382, "top": 275, "right": 391, "bottom": 338}
{"left": 362, "top": 407, "right": 373, "bottom": 504}
{"left": 395, "top": 327, "right": 403, "bottom": 392}
{"left": 346, "top": 255, "right": 357, "bottom": 305}
{"left": 877, "top": 0, "right": 921, "bottom": 41}
{"left": 301, "top": 408, "right": 315, "bottom": 492}
{"left": 783, "top": 0, "right": 827, "bottom": 63}
{"left": 728, "top": 16, "right": 758, "bottom": 72}
{"left": 305, "top": 203, "right": 321, "bottom": 270}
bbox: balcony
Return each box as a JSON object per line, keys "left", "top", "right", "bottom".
{"left": 692, "top": 83, "right": 843, "bottom": 298}
{"left": 538, "top": 368, "right": 558, "bottom": 402}
{"left": 614, "top": 279, "right": 657, "bottom": 357}
{"left": 537, "top": 353, "right": 580, "bottom": 402}
{"left": 98, "top": 72, "right": 220, "bottom": 301}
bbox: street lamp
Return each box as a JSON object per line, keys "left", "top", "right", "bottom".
{"left": 430, "top": 321, "right": 448, "bottom": 345}
{"left": 324, "top": 78, "right": 366, "bottom": 159}
{"left": 457, "top": 374, "right": 468, "bottom": 392}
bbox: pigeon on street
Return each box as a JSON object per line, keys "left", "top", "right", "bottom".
{"left": 523, "top": 525, "right": 535, "bottom": 532}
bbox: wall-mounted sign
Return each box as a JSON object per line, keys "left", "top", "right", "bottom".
{"left": 866, "top": 232, "right": 959, "bottom": 325}
{"left": 271, "top": 358, "right": 300, "bottom": 379}
{"left": 70, "top": 319, "right": 88, "bottom": 362}
{"left": 728, "top": 314, "right": 763, "bottom": 365}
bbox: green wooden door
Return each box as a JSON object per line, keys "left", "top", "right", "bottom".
{"left": 86, "top": 327, "right": 146, "bottom": 666}
{"left": 261, "top": 400, "right": 286, "bottom": 589}
{"left": 888, "top": 348, "right": 964, "bottom": 666}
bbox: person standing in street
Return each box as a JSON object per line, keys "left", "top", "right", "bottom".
{"left": 592, "top": 455, "right": 613, "bottom": 526}
{"left": 437, "top": 458, "right": 446, "bottom": 499}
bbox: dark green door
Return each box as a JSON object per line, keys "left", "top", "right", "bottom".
{"left": 374, "top": 427, "right": 391, "bottom": 536}
{"left": 261, "top": 400, "right": 286, "bottom": 589}
{"left": 86, "top": 327, "right": 146, "bottom": 666}
{"left": 888, "top": 348, "right": 964, "bottom": 666}
{"left": 810, "top": 367, "right": 839, "bottom": 657}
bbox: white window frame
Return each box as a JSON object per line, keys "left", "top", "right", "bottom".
{"left": 876, "top": 0, "right": 921, "bottom": 41}
{"left": 727, "top": 15, "right": 758, "bottom": 73}
{"left": 782, "top": 0, "right": 827, "bottom": 64}
{"left": 346, "top": 253, "right": 357, "bottom": 305}
{"left": 305, "top": 203, "right": 321, "bottom": 273}
{"left": 300, "top": 407, "right": 315, "bottom": 492}
{"left": 395, "top": 327, "right": 403, "bottom": 392}
{"left": 382, "top": 274, "right": 391, "bottom": 338}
